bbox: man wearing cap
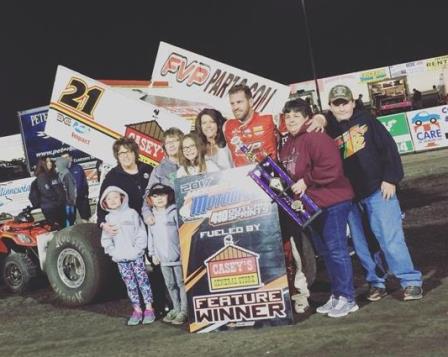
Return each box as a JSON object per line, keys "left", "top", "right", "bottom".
{"left": 309, "top": 85, "right": 423, "bottom": 302}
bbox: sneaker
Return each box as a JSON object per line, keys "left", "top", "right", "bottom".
{"left": 162, "top": 309, "right": 178, "bottom": 323}
{"left": 403, "top": 286, "right": 423, "bottom": 301}
{"left": 367, "top": 286, "right": 387, "bottom": 302}
{"left": 127, "top": 311, "right": 142, "bottom": 326}
{"left": 316, "top": 295, "right": 338, "bottom": 314}
{"left": 327, "top": 296, "right": 359, "bottom": 318}
{"left": 292, "top": 295, "right": 310, "bottom": 314}
{"left": 142, "top": 309, "right": 156, "bottom": 324}
{"left": 171, "top": 311, "right": 187, "bottom": 325}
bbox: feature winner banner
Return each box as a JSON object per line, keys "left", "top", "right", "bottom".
{"left": 151, "top": 42, "right": 291, "bottom": 117}
{"left": 377, "top": 113, "right": 414, "bottom": 154}
{"left": 45, "top": 66, "right": 190, "bottom": 166}
{"left": 406, "top": 105, "right": 448, "bottom": 151}
{"left": 175, "top": 166, "right": 293, "bottom": 333}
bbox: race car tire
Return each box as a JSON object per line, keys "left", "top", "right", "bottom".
{"left": 45, "top": 223, "right": 114, "bottom": 306}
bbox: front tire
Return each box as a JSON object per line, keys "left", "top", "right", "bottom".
{"left": 2, "top": 253, "right": 38, "bottom": 294}
{"left": 45, "top": 223, "right": 114, "bottom": 306}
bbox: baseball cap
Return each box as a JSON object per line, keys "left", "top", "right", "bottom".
{"left": 148, "top": 183, "right": 173, "bottom": 196}
{"left": 328, "top": 85, "right": 353, "bottom": 104}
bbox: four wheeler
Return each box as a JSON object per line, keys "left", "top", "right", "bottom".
{"left": 0, "top": 207, "right": 115, "bottom": 306}
{"left": 0, "top": 206, "right": 51, "bottom": 293}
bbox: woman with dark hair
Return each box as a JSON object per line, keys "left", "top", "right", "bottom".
{"left": 195, "top": 108, "right": 233, "bottom": 170}
{"left": 97, "top": 136, "right": 153, "bottom": 233}
{"left": 34, "top": 156, "right": 66, "bottom": 228}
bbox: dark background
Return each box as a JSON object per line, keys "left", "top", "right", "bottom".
{"left": 2, "top": 0, "right": 447, "bottom": 136}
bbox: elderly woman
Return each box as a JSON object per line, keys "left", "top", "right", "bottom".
{"left": 279, "top": 98, "right": 357, "bottom": 318}
{"left": 96, "top": 137, "right": 152, "bottom": 232}
{"left": 195, "top": 108, "right": 233, "bottom": 170}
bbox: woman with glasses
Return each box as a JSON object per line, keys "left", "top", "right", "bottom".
{"left": 96, "top": 137, "right": 152, "bottom": 235}
{"left": 176, "top": 133, "right": 219, "bottom": 178}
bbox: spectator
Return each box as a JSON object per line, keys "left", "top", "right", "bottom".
{"left": 55, "top": 157, "right": 77, "bottom": 227}
{"left": 61, "top": 152, "right": 91, "bottom": 222}
{"left": 33, "top": 157, "right": 66, "bottom": 229}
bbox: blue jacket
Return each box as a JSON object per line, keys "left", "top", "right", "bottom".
{"left": 69, "top": 162, "right": 89, "bottom": 198}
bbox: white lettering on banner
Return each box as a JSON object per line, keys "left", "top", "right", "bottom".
{"left": 30, "top": 112, "right": 47, "bottom": 127}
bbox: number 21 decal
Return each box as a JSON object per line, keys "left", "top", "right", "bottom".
{"left": 58, "top": 77, "right": 104, "bottom": 117}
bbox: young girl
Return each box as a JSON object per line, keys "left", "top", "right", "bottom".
{"left": 100, "top": 186, "right": 155, "bottom": 326}
{"left": 176, "top": 133, "right": 219, "bottom": 178}
{"left": 146, "top": 183, "right": 187, "bottom": 325}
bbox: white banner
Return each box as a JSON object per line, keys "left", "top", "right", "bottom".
{"left": 0, "top": 177, "right": 34, "bottom": 216}
{"left": 45, "top": 66, "right": 190, "bottom": 166}
{"left": 406, "top": 105, "right": 448, "bottom": 151}
{"left": 151, "top": 42, "right": 291, "bottom": 117}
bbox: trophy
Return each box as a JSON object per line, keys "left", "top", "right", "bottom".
{"left": 231, "top": 137, "right": 321, "bottom": 228}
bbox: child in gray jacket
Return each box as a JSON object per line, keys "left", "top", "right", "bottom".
{"left": 146, "top": 183, "right": 187, "bottom": 325}
{"left": 100, "top": 186, "right": 155, "bottom": 326}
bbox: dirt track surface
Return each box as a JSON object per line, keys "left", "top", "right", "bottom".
{"left": 1, "top": 149, "right": 447, "bottom": 357}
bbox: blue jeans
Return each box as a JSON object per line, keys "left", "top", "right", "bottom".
{"left": 348, "top": 189, "right": 422, "bottom": 289}
{"left": 313, "top": 200, "right": 355, "bottom": 301}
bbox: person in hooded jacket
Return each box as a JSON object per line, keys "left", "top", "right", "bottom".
{"left": 279, "top": 98, "right": 357, "bottom": 318}
{"left": 97, "top": 137, "right": 168, "bottom": 317}
{"left": 100, "top": 185, "right": 155, "bottom": 326}
{"left": 146, "top": 183, "right": 187, "bottom": 325}
{"left": 55, "top": 157, "right": 77, "bottom": 227}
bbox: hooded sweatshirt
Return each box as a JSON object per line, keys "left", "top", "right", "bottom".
{"left": 279, "top": 120, "right": 354, "bottom": 208}
{"left": 100, "top": 186, "right": 147, "bottom": 263}
{"left": 55, "top": 157, "right": 77, "bottom": 205}
{"left": 147, "top": 204, "right": 181, "bottom": 266}
{"left": 325, "top": 109, "right": 404, "bottom": 200}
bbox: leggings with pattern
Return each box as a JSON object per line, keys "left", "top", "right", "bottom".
{"left": 117, "top": 256, "right": 153, "bottom": 307}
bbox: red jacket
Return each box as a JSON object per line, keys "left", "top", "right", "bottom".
{"left": 279, "top": 121, "right": 354, "bottom": 208}
{"left": 223, "top": 112, "right": 277, "bottom": 167}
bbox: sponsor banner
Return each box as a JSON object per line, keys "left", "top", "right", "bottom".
{"left": 0, "top": 177, "right": 34, "bottom": 216}
{"left": 390, "top": 60, "right": 426, "bottom": 77}
{"left": 359, "top": 67, "right": 390, "bottom": 83}
{"left": 45, "top": 66, "right": 190, "bottom": 166}
{"left": 175, "top": 166, "right": 293, "bottom": 333}
{"left": 151, "top": 42, "right": 291, "bottom": 117}
{"left": 17, "top": 106, "right": 94, "bottom": 172}
{"left": 425, "top": 55, "right": 448, "bottom": 71}
{"left": 377, "top": 113, "right": 414, "bottom": 154}
{"left": 406, "top": 105, "right": 448, "bottom": 151}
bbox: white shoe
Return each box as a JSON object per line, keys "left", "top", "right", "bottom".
{"left": 327, "top": 296, "right": 359, "bottom": 318}
{"left": 316, "top": 295, "right": 338, "bottom": 314}
{"left": 293, "top": 295, "right": 310, "bottom": 314}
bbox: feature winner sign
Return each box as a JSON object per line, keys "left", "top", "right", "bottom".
{"left": 175, "top": 166, "right": 293, "bottom": 333}
{"left": 151, "top": 42, "right": 291, "bottom": 117}
{"left": 45, "top": 66, "right": 190, "bottom": 166}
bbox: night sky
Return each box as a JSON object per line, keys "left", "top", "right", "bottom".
{"left": 2, "top": 0, "right": 447, "bottom": 136}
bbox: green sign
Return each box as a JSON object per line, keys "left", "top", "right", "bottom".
{"left": 377, "top": 113, "right": 414, "bottom": 154}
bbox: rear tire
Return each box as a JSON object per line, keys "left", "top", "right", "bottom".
{"left": 45, "top": 223, "right": 114, "bottom": 306}
{"left": 2, "top": 253, "right": 38, "bottom": 294}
